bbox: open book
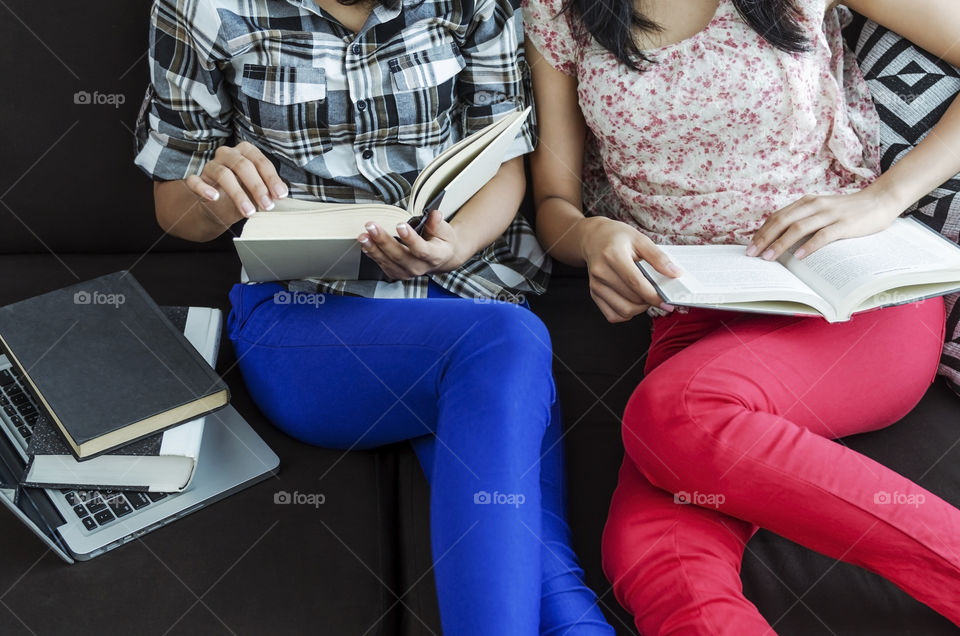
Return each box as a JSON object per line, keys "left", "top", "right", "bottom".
{"left": 638, "top": 217, "right": 960, "bottom": 323}
{"left": 235, "top": 107, "right": 531, "bottom": 282}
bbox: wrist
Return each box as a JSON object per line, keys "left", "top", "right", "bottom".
{"left": 435, "top": 224, "right": 471, "bottom": 273}
{"left": 577, "top": 215, "right": 613, "bottom": 263}
{"left": 864, "top": 177, "right": 913, "bottom": 221}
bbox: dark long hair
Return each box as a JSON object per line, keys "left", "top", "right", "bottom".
{"left": 563, "top": 0, "right": 810, "bottom": 70}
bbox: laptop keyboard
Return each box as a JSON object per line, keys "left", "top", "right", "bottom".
{"left": 0, "top": 366, "right": 39, "bottom": 445}
{"left": 0, "top": 357, "right": 170, "bottom": 534}
{"left": 65, "top": 489, "right": 168, "bottom": 531}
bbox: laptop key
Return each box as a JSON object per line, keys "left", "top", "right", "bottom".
{"left": 127, "top": 492, "right": 151, "bottom": 510}
{"left": 87, "top": 498, "right": 106, "bottom": 513}
{"left": 0, "top": 370, "right": 13, "bottom": 386}
{"left": 0, "top": 395, "right": 8, "bottom": 406}
{"left": 17, "top": 404, "right": 36, "bottom": 417}
{"left": 107, "top": 499, "right": 133, "bottom": 518}
{"left": 25, "top": 413, "right": 39, "bottom": 425}
{"left": 73, "top": 505, "right": 87, "bottom": 519}
{"left": 82, "top": 517, "right": 97, "bottom": 531}
{"left": 64, "top": 492, "right": 77, "bottom": 506}
{"left": 93, "top": 509, "right": 114, "bottom": 525}
{"left": 17, "top": 426, "right": 30, "bottom": 438}
{"left": 146, "top": 492, "right": 168, "bottom": 502}
{"left": 3, "top": 405, "right": 15, "bottom": 417}
{"left": 10, "top": 393, "right": 28, "bottom": 406}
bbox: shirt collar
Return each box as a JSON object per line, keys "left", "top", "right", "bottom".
{"left": 286, "top": 0, "right": 403, "bottom": 37}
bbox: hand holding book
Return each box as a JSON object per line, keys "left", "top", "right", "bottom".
{"left": 358, "top": 209, "right": 464, "bottom": 280}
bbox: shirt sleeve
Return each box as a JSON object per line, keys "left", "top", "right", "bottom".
{"left": 522, "top": 0, "right": 579, "bottom": 76}
{"left": 133, "top": 0, "right": 233, "bottom": 181}
{"left": 456, "top": 0, "right": 536, "bottom": 162}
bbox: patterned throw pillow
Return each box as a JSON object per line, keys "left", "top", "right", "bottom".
{"left": 853, "top": 19, "right": 960, "bottom": 395}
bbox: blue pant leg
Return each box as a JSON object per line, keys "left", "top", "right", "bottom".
{"left": 228, "top": 284, "right": 550, "bottom": 634}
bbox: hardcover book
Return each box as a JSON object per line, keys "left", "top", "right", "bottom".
{"left": 21, "top": 306, "right": 221, "bottom": 492}
{"left": 639, "top": 217, "right": 960, "bottom": 323}
{"left": 0, "top": 273, "right": 229, "bottom": 460}
{"left": 234, "top": 107, "right": 531, "bottom": 282}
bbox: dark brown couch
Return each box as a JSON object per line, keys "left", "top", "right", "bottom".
{"left": 1, "top": 2, "right": 958, "bottom": 633}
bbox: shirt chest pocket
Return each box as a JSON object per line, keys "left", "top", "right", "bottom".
{"left": 235, "top": 64, "right": 332, "bottom": 167}
{"left": 387, "top": 43, "right": 466, "bottom": 145}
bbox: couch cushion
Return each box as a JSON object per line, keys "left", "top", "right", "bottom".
{"left": 0, "top": 252, "right": 416, "bottom": 635}
{"left": 0, "top": 1, "right": 233, "bottom": 254}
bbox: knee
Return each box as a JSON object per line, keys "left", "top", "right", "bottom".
{"left": 461, "top": 302, "right": 554, "bottom": 376}
{"left": 621, "top": 372, "right": 718, "bottom": 490}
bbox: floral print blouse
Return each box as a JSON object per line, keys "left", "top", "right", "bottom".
{"left": 523, "top": 0, "right": 881, "bottom": 247}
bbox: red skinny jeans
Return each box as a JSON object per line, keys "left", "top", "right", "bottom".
{"left": 602, "top": 298, "right": 958, "bottom": 634}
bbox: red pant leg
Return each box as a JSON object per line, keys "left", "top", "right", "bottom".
{"left": 606, "top": 298, "right": 959, "bottom": 634}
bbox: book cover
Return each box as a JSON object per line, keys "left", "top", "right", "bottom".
{"left": 0, "top": 273, "right": 229, "bottom": 460}
{"left": 21, "top": 306, "right": 217, "bottom": 492}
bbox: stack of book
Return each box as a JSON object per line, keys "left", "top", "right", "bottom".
{"left": 0, "top": 272, "right": 229, "bottom": 493}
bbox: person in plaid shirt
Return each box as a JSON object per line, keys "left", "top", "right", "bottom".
{"left": 134, "top": 0, "right": 612, "bottom": 634}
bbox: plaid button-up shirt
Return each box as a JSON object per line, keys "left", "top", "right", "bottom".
{"left": 135, "top": 0, "right": 549, "bottom": 299}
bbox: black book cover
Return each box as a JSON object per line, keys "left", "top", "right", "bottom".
{"left": 0, "top": 273, "right": 229, "bottom": 460}
{"left": 26, "top": 306, "right": 187, "bottom": 461}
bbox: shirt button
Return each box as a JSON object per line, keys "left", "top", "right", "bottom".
{"left": 352, "top": 43, "right": 361, "bottom": 54}
{"left": 361, "top": 149, "right": 373, "bottom": 160}
{"left": 357, "top": 100, "right": 366, "bottom": 111}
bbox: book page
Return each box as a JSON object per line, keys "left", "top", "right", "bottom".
{"left": 659, "top": 246, "right": 821, "bottom": 295}
{"left": 782, "top": 218, "right": 960, "bottom": 311}
{"left": 643, "top": 245, "right": 833, "bottom": 316}
{"left": 410, "top": 108, "right": 529, "bottom": 218}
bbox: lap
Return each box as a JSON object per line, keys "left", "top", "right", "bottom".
{"left": 640, "top": 298, "right": 946, "bottom": 438}
{"left": 226, "top": 282, "right": 549, "bottom": 448}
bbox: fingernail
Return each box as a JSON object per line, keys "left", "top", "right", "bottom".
{"left": 365, "top": 224, "right": 378, "bottom": 237}
{"left": 396, "top": 223, "right": 409, "bottom": 237}
{"left": 358, "top": 235, "right": 369, "bottom": 245}
{"left": 794, "top": 247, "right": 806, "bottom": 259}
{"left": 762, "top": 249, "right": 775, "bottom": 261}
{"left": 273, "top": 184, "right": 288, "bottom": 198}
{"left": 260, "top": 196, "right": 274, "bottom": 211}
{"left": 667, "top": 263, "right": 683, "bottom": 277}
{"left": 659, "top": 303, "right": 676, "bottom": 312}
{"left": 242, "top": 201, "right": 256, "bottom": 217}
{"left": 745, "top": 244, "right": 757, "bottom": 257}
{"left": 204, "top": 188, "right": 219, "bottom": 201}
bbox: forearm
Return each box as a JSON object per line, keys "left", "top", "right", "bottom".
{"left": 868, "top": 97, "right": 960, "bottom": 214}
{"left": 446, "top": 156, "right": 526, "bottom": 265}
{"left": 154, "top": 180, "right": 240, "bottom": 242}
{"left": 536, "top": 196, "right": 610, "bottom": 268}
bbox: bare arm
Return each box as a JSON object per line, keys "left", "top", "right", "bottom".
{"left": 154, "top": 141, "right": 289, "bottom": 242}
{"left": 753, "top": 0, "right": 960, "bottom": 260}
{"left": 842, "top": 0, "right": 960, "bottom": 210}
{"left": 526, "top": 41, "right": 679, "bottom": 322}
